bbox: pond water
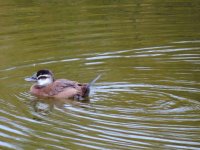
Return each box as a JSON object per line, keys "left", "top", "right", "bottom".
{"left": 0, "top": 1, "right": 200, "bottom": 150}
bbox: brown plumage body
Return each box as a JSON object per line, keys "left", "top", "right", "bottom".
{"left": 30, "top": 79, "right": 88, "bottom": 99}
{"left": 25, "top": 70, "right": 101, "bottom": 100}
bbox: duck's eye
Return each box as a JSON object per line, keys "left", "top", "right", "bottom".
{"left": 38, "top": 76, "right": 47, "bottom": 80}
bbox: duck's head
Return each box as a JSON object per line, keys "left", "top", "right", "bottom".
{"left": 25, "top": 69, "right": 54, "bottom": 86}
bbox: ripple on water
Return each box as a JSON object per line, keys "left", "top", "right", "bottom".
{"left": 0, "top": 71, "right": 199, "bottom": 149}
{"left": 14, "top": 78, "right": 200, "bottom": 148}
{"left": 0, "top": 0, "right": 200, "bottom": 149}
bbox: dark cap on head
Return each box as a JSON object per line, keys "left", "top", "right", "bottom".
{"left": 25, "top": 69, "right": 55, "bottom": 82}
{"left": 36, "top": 69, "right": 53, "bottom": 77}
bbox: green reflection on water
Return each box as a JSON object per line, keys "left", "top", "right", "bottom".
{"left": 0, "top": 0, "right": 200, "bottom": 69}
{"left": 0, "top": 0, "right": 200, "bottom": 150}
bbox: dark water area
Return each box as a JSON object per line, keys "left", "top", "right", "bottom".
{"left": 0, "top": 0, "right": 200, "bottom": 150}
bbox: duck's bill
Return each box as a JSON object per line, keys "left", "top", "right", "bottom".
{"left": 25, "top": 73, "right": 37, "bottom": 82}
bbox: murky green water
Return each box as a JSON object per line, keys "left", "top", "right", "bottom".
{"left": 0, "top": 1, "right": 200, "bottom": 150}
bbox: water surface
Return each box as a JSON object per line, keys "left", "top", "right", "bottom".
{"left": 0, "top": 1, "right": 200, "bottom": 150}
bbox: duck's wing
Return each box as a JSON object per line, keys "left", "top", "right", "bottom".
{"left": 48, "top": 79, "right": 80, "bottom": 96}
{"left": 48, "top": 75, "right": 101, "bottom": 99}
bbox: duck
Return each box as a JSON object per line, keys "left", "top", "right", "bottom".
{"left": 25, "top": 69, "right": 101, "bottom": 100}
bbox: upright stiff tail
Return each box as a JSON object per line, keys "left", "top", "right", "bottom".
{"left": 83, "top": 74, "right": 101, "bottom": 97}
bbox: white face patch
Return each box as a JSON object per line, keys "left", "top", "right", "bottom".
{"left": 37, "top": 75, "right": 53, "bottom": 86}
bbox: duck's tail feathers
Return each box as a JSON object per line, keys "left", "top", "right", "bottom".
{"left": 83, "top": 74, "right": 101, "bottom": 97}
{"left": 88, "top": 74, "right": 101, "bottom": 88}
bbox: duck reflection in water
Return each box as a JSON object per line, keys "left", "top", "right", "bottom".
{"left": 25, "top": 69, "right": 100, "bottom": 116}
{"left": 31, "top": 96, "right": 90, "bottom": 116}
